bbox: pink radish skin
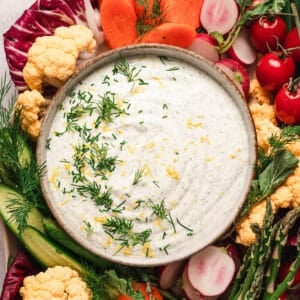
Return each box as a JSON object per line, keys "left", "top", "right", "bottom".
{"left": 187, "top": 245, "right": 236, "bottom": 297}
{"left": 157, "top": 259, "right": 186, "bottom": 290}
{"left": 200, "top": 0, "right": 239, "bottom": 34}
{"left": 228, "top": 28, "right": 257, "bottom": 66}
{"left": 215, "top": 59, "right": 250, "bottom": 98}
{"left": 188, "top": 33, "right": 220, "bottom": 63}
{"left": 226, "top": 243, "right": 241, "bottom": 272}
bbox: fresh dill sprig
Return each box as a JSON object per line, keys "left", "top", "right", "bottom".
{"left": 135, "top": 0, "right": 164, "bottom": 37}
{"left": 0, "top": 75, "right": 50, "bottom": 231}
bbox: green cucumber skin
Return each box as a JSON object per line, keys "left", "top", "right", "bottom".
{"left": 21, "top": 226, "right": 85, "bottom": 275}
{"left": 0, "top": 184, "right": 86, "bottom": 275}
{"left": 43, "top": 218, "right": 114, "bottom": 269}
{"left": 0, "top": 183, "right": 45, "bottom": 233}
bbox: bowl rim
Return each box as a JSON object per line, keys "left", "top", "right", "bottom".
{"left": 37, "top": 43, "right": 257, "bottom": 266}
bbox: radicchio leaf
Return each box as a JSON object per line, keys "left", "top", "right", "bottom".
{"left": 3, "top": 0, "right": 101, "bottom": 92}
{"left": 0, "top": 249, "right": 41, "bottom": 300}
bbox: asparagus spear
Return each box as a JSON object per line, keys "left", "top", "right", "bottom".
{"left": 270, "top": 236, "right": 300, "bottom": 300}
{"left": 229, "top": 199, "right": 274, "bottom": 299}
{"left": 262, "top": 207, "right": 300, "bottom": 299}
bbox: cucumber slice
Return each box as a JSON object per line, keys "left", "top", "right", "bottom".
{"left": 44, "top": 218, "right": 113, "bottom": 269}
{"left": 0, "top": 183, "right": 44, "bottom": 234}
{"left": 20, "top": 226, "right": 86, "bottom": 275}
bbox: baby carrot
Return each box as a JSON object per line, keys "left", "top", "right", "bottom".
{"left": 160, "top": 0, "right": 204, "bottom": 29}
{"left": 100, "top": 0, "right": 138, "bottom": 49}
{"left": 139, "top": 22, "right": 196, "bottom": 48}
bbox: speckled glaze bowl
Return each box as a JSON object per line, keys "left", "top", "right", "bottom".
{"left": 37, "top": 44, "right": 257, "bottom": 267}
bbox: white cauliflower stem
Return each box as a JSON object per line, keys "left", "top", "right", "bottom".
{"left": 23, "top": 25, "right": 96, "bottom": 92}
{"left": 19, "top": 266, "right": 92, "bottom": 300}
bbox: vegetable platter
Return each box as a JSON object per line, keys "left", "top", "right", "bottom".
{"left": 0, "top": 0, "right": 300, "bottom": 300}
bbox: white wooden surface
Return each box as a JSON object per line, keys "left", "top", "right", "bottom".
{"left": 0, "top": 0, "right": 35, "bottom": 292}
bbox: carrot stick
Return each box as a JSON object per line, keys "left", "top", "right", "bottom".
{"left": 139, "top": 22, "right": 196, "bottom": 48}
{"left": 100, "top": 0, "right": 138, "bottom": 49}
{"left": 160, "top": 0, "right": 204, "bottom": 29}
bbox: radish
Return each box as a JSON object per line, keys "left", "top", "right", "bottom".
{"left": 186, "top": 245, "right": 236, "bottom": 297}
{"left": 215, "top": 58, "right": 250, "bottom": 98}
{"left": 227, "top": 28, "right": 257, "bottom": 66}
{"left": 200, "top": 0, "right": 239, "bottom": 34}
{"left": 157, "top": 259, "right": 186, "bottom": 290}
{"left": 182, "top": 266, "right": 206, "bottom": 300}
{"left": 188, "top": 33, "right": 220, "bottom": 63}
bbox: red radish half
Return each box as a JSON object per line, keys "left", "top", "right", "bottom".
{"left": 187, "top": 245, "right": 236, "bottom": 297}
{"left": 228, "top": 28, "right": 257, "bottom": 66}
{"left": 215, "top": 59, "right": 250, "bottom": 98}
{"left": 158, "top": 259, "right": 186, "bottom": 289}
{"left": 200, "top": 0, "right": 239, "bottom": 34}
{"left": 188, "top": 33, "right": 219, "bottom": 63}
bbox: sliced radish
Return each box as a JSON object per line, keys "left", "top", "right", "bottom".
{"left": 215, "top": 58, "right": 250, "bottom": 98}
{"left": 182, "top": 266, "right": 204, "bottom": 300}
{"left": 188, "top": 33, "right": 220, "bottom": 63}
{"left": 200, "top": 0, "right": 239, "bottom": 34}
{"left": 187, "top": 245, "right": 236, "bottom": 297}
{"left": 227, "top": 28, "right": 257, "bottom": 66}
{"left": 157, "top": 259, "right": 186, "bottom": 290}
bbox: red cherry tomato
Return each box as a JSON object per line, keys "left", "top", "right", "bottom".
{"left": 249, "top": 15, "right": 286, "bottom": 53}
{"left": 256, "top": 52, "right": 295, "bottom": 92}
{"left": 283, "top": 27, "right": 300, "bottom": 63}
{"left": 274, "top": 80, "right": 300, "bottom": 125}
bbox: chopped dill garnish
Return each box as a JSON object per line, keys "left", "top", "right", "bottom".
{"left": 83, "top": 220, "right": 94, "bottom": 237}
{"left": 176, "top": 218, "right": 193, "bottom": 234}
{"left": 158, "top": 55, "right": 173, "bottom": 65}
{"left": 147, "top": 198, "right": 176, "bottom": 233}
{"left": 113, "top": 57, "right": 141, "bottom": 82}
{"left": 112, "top": 57, "right": 148, "bottom": 86}
{"left": 166, "top": 66, "right": 180, "bottom": 71}
{"left": 96, "top": 91, "right": 127, "bottom": 123}
{"left": 133, "top": 168, "right": 144, "bottom": 185}
{"left": 103, "top": 216, "right": 152, "bottom": 253}
{"left": 159, "top": 244, "right": 170, "bottom": 255}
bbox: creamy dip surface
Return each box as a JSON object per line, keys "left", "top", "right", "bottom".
{"left": 45, "top": 54, "right": 253, "bottom": 264}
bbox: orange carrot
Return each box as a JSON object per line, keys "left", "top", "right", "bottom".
{"left": 100, "top": 0, "right": 138, "bottom": 49}
{"left": 139, "top": 22, "right": 196, "bottom": 48}
{"left": 160, "top": 0, "right": 204, "bottom": 29}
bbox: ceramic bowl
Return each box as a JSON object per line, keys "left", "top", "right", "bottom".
{"left": 37, "top": 44, "right": 256, "bottom": 266}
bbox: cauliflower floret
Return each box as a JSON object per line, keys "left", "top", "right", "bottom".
{"left": 15, "top": 90, "right": 51, "bottom": 140}
{"left": 236, "top": 201, "right": 275, "bottom": 246}
{"left": 23, "top": 25, "right": 96, "bottom": 92}
{"left": 19, "top": 266, "right": 92, "bottom": 300}
{"left": 235, "top": 81, "right": 300, "bottom": 246}
{"left": 249, "top": 79, "right": 273, "bottom": 105}
{"left": 236, "top": 138, "right": 300, "bottom": 246}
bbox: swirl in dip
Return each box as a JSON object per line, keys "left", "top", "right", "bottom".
{"left": 43, "top": 52, "right": 255, "bottom": 265}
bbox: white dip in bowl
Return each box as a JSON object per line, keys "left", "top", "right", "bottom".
{"left": 37, "top": 44, "right": 256, "bottom": 266}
